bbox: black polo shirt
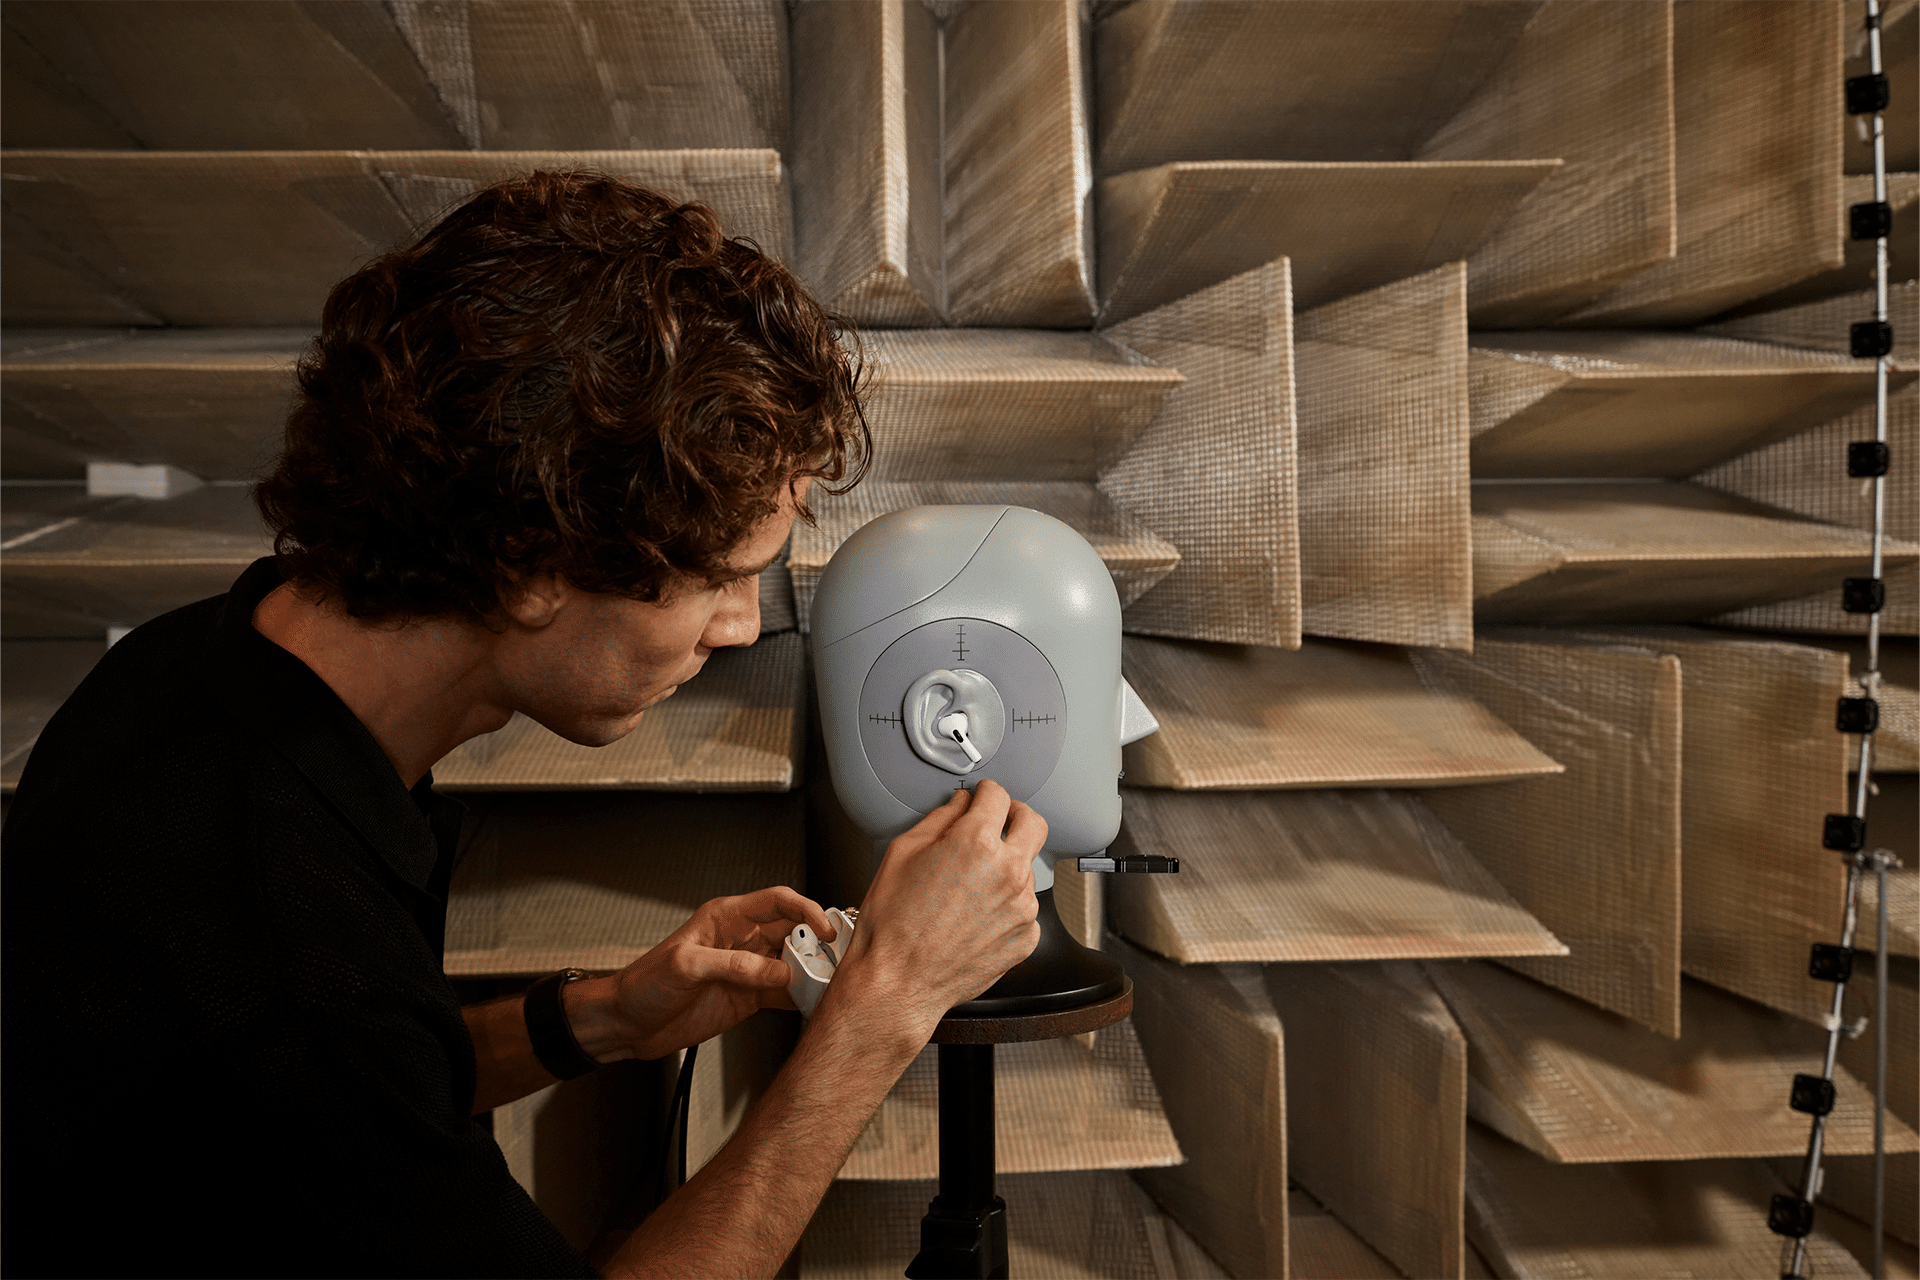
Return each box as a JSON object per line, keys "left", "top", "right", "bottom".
{"left": 3, "top": 558, "right": 596, "bottom": 1278}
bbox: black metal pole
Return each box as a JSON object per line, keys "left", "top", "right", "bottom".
{"left": 905, "top": 1044, "right": 1009, "bottom": 1279}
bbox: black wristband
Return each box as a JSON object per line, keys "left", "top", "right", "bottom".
{"left": 524, "top": 968, "right": 601, "bottom": 1081}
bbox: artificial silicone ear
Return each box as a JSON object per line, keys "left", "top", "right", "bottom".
{"left": 902, "top": 667, "right": 1008, "bottom": 775}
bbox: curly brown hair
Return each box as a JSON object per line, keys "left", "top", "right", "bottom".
{"left": 254, "top": 170, "right": 868, "bottom": 621}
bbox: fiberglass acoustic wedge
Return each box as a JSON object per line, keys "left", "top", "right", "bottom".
{"left": 1114, "top": 939, "right": 1288, "bottom": 1280}
{"left": 1703, "top": 385, "right": 1920, "bottom": 636}
{"left": 1533, "top": 629, "right": 1855, "bottom": 1027}
{"left": 1470, "top": 480, "right": 1917, "bottom": 626}
{"left": 1264, "top": 962, "right": 1468, "bottom": 1280}
{"left": 1118, "top": 635, "right": 1563, "bottom": 792}
{"left": 1558, "top": 0, "right": 1845, "bottom": 327}
{"left": 1294, "top": 263, "right": 1473, "bottom": 649}
{"left": 0, "top": 150, "right": 789, "bottom": 327}
{"left": 1106, "top": 789, "right": 1566, "bottom": 965}
{"left": 1, "top": 328, "right": 308, "bottom": 481}
{"left": 1467, "top": 331, "right": 1904, "bottom": 479}
{"left": 1092, "top": 0, "right": 1678, "bottom": 327}
{"left": 441, "top": 791, "right": 803, "bottom": 978}
{"left": 1411, "top": 635, "right": 1685, "bottom": 1037}
{"left": 0, "top": 485, "right": 271, "bottom": 637}
{"left": 1465, "top": 1127, "right": 1869, "bottom": 1279}
{"left": 1428, "top": 963, "right": 1916, "bottom": 1165}
{"left": 0, "top": 0, "right": 790, "bottom": 151}
{"left": 838, "top": 1023, "right": 1180, "bottom": 1180}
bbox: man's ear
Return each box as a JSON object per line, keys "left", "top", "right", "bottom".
{"left": 504, "top": 573, "right": 571, "bottom": 629}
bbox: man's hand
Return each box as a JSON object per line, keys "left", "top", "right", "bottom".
{"left": 827, "top": 779, "right": 1046, "bottom": 1039}
{"left": 569, "top": 887, "right": 836, "bottom": 1064}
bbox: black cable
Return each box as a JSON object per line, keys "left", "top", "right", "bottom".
{"left": 658, "top": 1043, "right": 698, "bottom": 1196}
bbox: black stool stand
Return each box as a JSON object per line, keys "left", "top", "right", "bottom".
{"left": 904, "top": 1045, "right": 1006, "bottom": 1279}
{"left": 903, "top": 888, "right": 1134, "bottom": 1279}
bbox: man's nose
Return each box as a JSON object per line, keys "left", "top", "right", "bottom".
{"left": 704, "top": 576, "right": 763, "bottom": 649}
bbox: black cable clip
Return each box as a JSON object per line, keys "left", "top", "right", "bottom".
{"left": 1824, "top": 813, "right": 1868, "bottom": 852}
{"left": 1847, "top": 72, "right": 1891, "bottom": 114}
{"left": 1836, "top": 696, "right": 1880, "bottom": 734}
{"left": 1848, "top": 440, "right": 1891, "bottom": 477}
{"left": 1851, "top": 320, "right": 1894, "bottom": 359}
{"left": 1851, "top": 201, "right": 1894, "bottom": 241}
{"left": 1842, "top": 577, "right": 1886, "bottom": 614}
{"left": 1769, "top": 1193, "right": 1816, "bottom": 1238}
{"left": 1790, "top": 1073, "right": 1838, "bottom": 1117}
{"left": 1809, "top": 942, "right": 1856, "bottom": 983}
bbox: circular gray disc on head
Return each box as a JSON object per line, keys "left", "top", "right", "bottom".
{"left": 858, "top": 617, "right": 1068, "bottom": 814}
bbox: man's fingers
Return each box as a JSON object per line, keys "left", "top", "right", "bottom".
{"left": 693, "top": 946, "right": 791, "bottom": 991}
{"left": 740, "top": 885, "right": 834, "bottom": 942}
{"left": 886, "top": 786, "right": 975, "bottom": 858}
{"left": 1000, "top": 800, "right": 1048, "bottom": 857}
{"left": 956, "top": 778, "right": 1013, "bottom": 835}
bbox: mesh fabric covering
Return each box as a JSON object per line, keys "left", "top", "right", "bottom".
{"left": 1, "top": 486, "right": 270, "bottom": 637}
{"left": 1698, "top": 384, "right": 1919, "bottom": 635}
{"left": 1727, "top": 172, "right": 1919, "bottom": 316}
{"left": 1835, "top": 955, "right": 1919, "bottom": 1128}
{"left": 1700, "top": 281, "right": 1920, "bottom": 365}
{"left": 1119, "top": 635, "right": 1563, "bottom": 791}
{"left": 0, "top": 1, "right": 788, "bottom": 152}
{"left": 1117, "top": 938, "right": 1289, "bottom": 1280}
{"left": 942, "top": 0, "right": 1095, "bottom": 327}
{"left": 1465, "top": 1127, "right": 1868, "bottom": 1280}
{"left": 1711, "top": 568, "right": 1920, "bottom": 638}
{"left": 1265, "top": 962, "right": 1467, "bottom": 1280}
{"left": 789, "top": 0, "right": 942, "bottom": 325}
{"left": 1428, "top": 964, "right": 1913, "bottom": 1164}
{"left": 0, "top": 638, "right": 106, "bottom": 791}
{"left": 1812, "top": 1154, "right": 1920, "bottom": 1252}
{"left": 1416, "top": 1, "right": 1676, "bottom": 328}
{"left": 1091, "top": 1, "right": 1540, "bottom": 173}
{"left": 1548, "top": 627, "right": 1852, "bottom": 1025}
{"left": 1296, "top": 262, "right": 1473, "bottom": 649}
{"left": 442, "top": 791, "right": 803, "bottom": 977}
{"left": 1101, "top": 262, "right": 1300, "bottom": 647}
{"left": 788, "top": 482, "right": 1180, "bottom": 630}
{"left": 856, "top": 330, "right": 1183, "bottom": 483}
{"left": 1108, "top": 788, "right": 1565, "bottom": 964}
{"left": 0, "top": 0, "right": 467, "bottom": 149}
{"left": 453, "top": 2, "right": 787, "bottom": 152}
{"left": 433, "top": 633, "right": 804, "bottom": 793}
{"left": 1824, "top": 955, "right": 1920, "bottom": 1241}
{"left": 2, "top": 328, "right": 310, "bottom": 482}
{"left": 1096, "top": 160, "right": 1557, "bottom": 322}
{"left": 1412, "top": 637, "right": 1683, "bottom": 1037}
{"left": 0, "top": 149, "right": 789, "bottom": 326}
{"left": 1561, "top": 1, "right": 1845, "bottom": 327}
{"left": 837, "top": 1018, "right": 1180, "bottom": 1179}
{"left": 799, "top": 1171, "right": 1170, "bottom": 1280}
{"left": 1470, "top": 481, "right": 1917, "bottom": 625}
{"left": 1468, "top": 332, "right": 1897, "bottom": 478}
{"left": 1858, "top": 773, "right": 1919, "bottom": 955}
{"left": 1800, "top": 636, "right": 1919, "bottom": 773}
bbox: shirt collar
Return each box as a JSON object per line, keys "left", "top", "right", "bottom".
{"left": 206, "top": 557, "right": 454, "bottom": 894}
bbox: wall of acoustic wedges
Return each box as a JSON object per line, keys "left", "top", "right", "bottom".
{"left": 2, "top": 1, "right": 1917, "bottom": 1275}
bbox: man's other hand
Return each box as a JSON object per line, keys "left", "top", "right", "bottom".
{"left": 568, "top": 886, "right": 835, "bottom": 1064}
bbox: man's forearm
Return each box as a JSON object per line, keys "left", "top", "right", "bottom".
{"left": 603, "top": 965, "right": 934, "bottom": 1279}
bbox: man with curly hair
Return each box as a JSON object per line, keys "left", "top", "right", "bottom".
{"left": 3, "top": 174, "right": 1044, "bottom": 1278}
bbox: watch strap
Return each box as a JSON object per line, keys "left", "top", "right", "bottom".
{"left": 524, "top": 967, "right": 601, "bottom": 1081}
